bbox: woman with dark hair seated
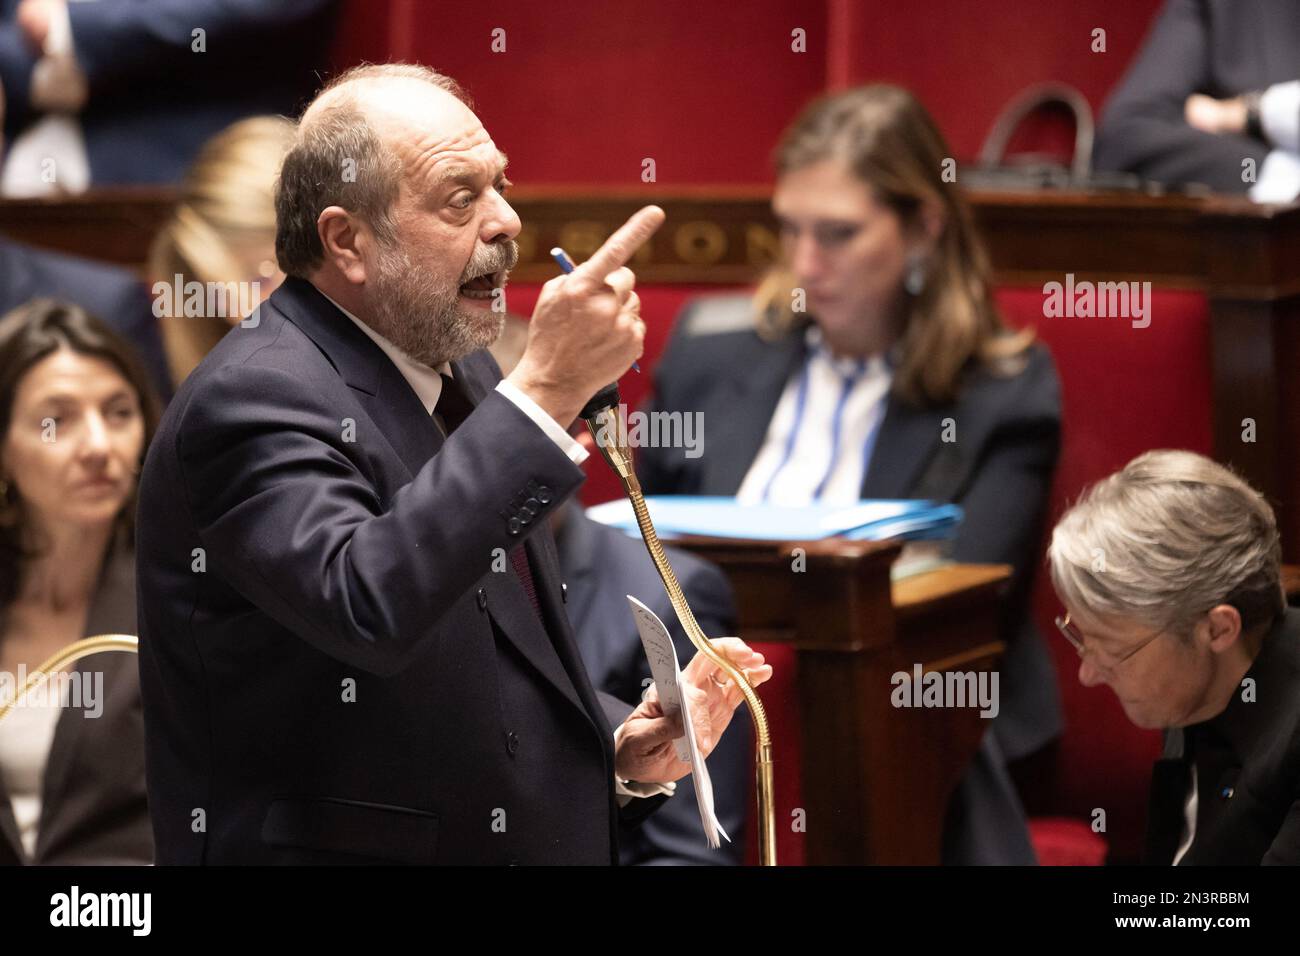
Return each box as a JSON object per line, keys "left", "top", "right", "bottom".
{"left": 639, "top": 85, "right": 1063, "bottom": 864}
{"left": 1049, "top": 450, "right": 1295, "bottom": 865}
{"left": 0, "top": 299, "right": 160, "bottom": 865}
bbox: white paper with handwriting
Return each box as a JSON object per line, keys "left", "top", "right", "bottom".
{"left": 626, "top": 595, "right": 730, "bottom": 849}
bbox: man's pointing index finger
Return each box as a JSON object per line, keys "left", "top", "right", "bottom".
{"left": 570, "top": 205, "right": 666, "bottom": 286}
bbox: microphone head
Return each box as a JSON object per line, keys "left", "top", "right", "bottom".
{"left": 579, "top": 382, "right": 621, "bottom": 422}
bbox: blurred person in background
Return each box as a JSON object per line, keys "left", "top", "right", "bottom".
{"left": 0, "top": 74, "right": 172, "bottom": 400}
{"left": 639, "top": 84, "right": 1063, "bottom": 864}
{"left": 1094, "top": 0, "right": 1300, "bottom": 202}
{"left": 0, "top": 298, "right": 159, "bottom": 865}
{"left": 148, "top": 115, "right": 294, "bottom": 388}
{"left": 0, "top": 0, "right": 335, "bottom": 193}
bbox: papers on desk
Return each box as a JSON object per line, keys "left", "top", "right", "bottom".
{"left": 587, "top": 496, "right": 963, "bottom": 542}
{"left": 627, "top": 596, "right": 730, "bottom": 850}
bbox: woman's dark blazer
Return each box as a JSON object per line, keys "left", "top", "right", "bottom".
{"left": 1145, "top": 607, "right": 1300, "bottom": 865}
{"left": 637, "top": 296, "right": 1064, "bottom": 761}
{"left": 0, "top": 543, "right": 153, "bottom": 865}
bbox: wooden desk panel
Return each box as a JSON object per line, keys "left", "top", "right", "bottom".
{"left": 676, "top": 534, "right": 1009, "bottom": 864}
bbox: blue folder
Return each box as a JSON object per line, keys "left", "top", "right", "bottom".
{"left": 585, "top": 496, "right": 963, "bottom": 542}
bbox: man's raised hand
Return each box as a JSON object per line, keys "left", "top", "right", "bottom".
{"left": 507, "top": 205, "right": 665, "bottom": 429}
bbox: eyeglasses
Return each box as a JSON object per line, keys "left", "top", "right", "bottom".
{"left": 1054, "top": 612, "right": 1169, "bottom": 673}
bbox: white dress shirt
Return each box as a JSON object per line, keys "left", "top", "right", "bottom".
{"left": 1172, "top": 764, "right": 1197, "bottom": 866}
{"left": 1, "top": 0, "right": 91, "bottom": 197}
{"left": 737, "top": 325, "right": 893, "bottom": 506}
{"left": 1250, "top": 80, "right": 1300, "bottom": 204}
{"left": 318, "top": 290, "right": 673, "bottom": 804}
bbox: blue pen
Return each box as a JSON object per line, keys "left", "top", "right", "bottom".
{"left": 550, "top": 246, "right": 640, "bottom": 372}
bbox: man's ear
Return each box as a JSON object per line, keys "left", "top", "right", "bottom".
{"left": 1205, "top": 604, "right": 1243, "bottom": 652}
{"left": 317, "top": 205, "right": 371, "bottom": 286}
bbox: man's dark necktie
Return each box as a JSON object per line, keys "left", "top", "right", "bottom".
{"left": 436, "top": 373, "right": 545, "bottom": 621}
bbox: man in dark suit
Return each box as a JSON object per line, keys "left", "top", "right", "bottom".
{"left": 1093, "top": 0, "right": 1300, "bottom": 201}
{"left": 0, "top": 235, "right": 171, "bottom": 402}
{"left": 552, "top": 500, "right": 748, "bottom": 865}
{"left": 135, "top": 63, "right": 769, "bottom": 865}
{"left": 0, "top": 0, "right": 336, "bottom": 187}
{"left": 637, "top": 295, "right": 1063, "bottom": 864}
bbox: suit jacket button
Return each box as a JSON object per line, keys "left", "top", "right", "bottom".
{"left": 524, "top": 497, "right": 540, "bottom": 511}
{"left": 536, "top": 486, "right": 552, "bottom": 504}
{"left": 506, "top": 731, "right": 519, "bottom": 755}
{"left": 519, "top": 504, "right": 536, "bottom": 522}
{"left": 477, "top": 588, "right": 488, "bottom": 611}
{"left": 507, "top": 516, "right": 522, "bottom": 535}
{"left": 561, "top": 582, "right": 568, "bottom": 604}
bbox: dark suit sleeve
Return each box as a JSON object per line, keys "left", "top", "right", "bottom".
{"left": 1093, "top": 0, "right": 1268, "bottom": 192}
{"left": 597, "top": 690, "right": 634, "bottom": 729}
{"left": 67, "top": 0, "right": 331, "bottom": 92}
{"left": 621, "top": 559, "right": 747, "bottom": 865}
{"left": 175, "top": 362, "right": 585, "bottom": 678}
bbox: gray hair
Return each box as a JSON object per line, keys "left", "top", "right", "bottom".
{"left": 274, "top": 63, "right": 470, "bottom": 278}
{"left": 1048, "top": 450, "right": 1284, "bottom": 638}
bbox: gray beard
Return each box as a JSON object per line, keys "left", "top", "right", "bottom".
{"left": 363, "top": 240, "right": 509, "bottom": 369}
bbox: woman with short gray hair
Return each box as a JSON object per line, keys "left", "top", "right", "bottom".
{"left": 1047, "top": 450, "right": 1296, "bottom": 865}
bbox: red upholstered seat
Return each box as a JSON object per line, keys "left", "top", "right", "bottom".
{"left": 1028, "top": 817, "right": 1109, "bottom": 866}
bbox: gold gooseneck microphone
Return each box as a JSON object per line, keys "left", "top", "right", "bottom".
{"left": 579, "top": 383, "right": 777, "bottom": 866}
{"left": 0, "top": 635, "right": 138, "bottom": 724}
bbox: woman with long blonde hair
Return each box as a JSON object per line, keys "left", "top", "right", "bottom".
{"left": 639, "top": 84, "right": 1062, "bottom": 865}
{"left": 148, "top": 116, "right": 295, "bottom": 388}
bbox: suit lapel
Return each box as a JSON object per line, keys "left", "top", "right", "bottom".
{"left": 700, "top": 332, "right": 806, "bottom": 495}
{"left": 527, "top": 518, "right": 615, "bottom": 742}
{"left": 35, "top": 658, "right": 91, "bottom": 858}
{"left": 451, "top": 352, "right": 600, "bottom": 729}
{"left": 861, "top": 395, "right": 945, "bottom": 499}
{"left": 275, "top": 277, "right": 444, "bottom": 481}
{"left": 552, "top": 503, "right": 607, "bottom": 678}
{"left": 454, "top": 357, "right": 612, "bottom": 746}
